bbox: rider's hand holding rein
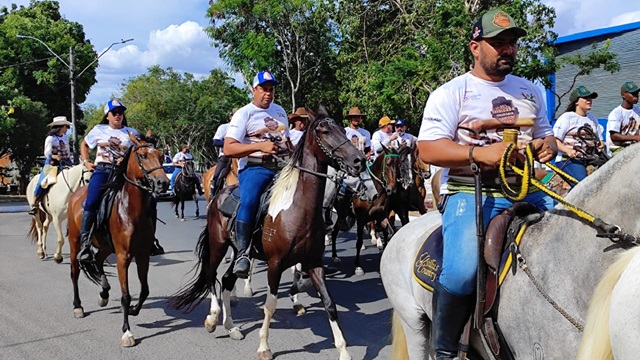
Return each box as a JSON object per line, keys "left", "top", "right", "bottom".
{"left": 531, "top": 137, "right": 557, "bottom": 163}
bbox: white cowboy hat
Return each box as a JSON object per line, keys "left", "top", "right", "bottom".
{"left": 48, "top": 116, "right": 72, "bottom": 127}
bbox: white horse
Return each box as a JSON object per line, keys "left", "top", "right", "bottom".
{"left": 27, "top": 164, "right": 90, "bottom": 263}
{"left": 381, "top": 143, "right": 640, "bottom": 359}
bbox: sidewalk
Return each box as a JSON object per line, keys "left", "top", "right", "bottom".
{"left": 0, "top": 195, "right": 29, "bottom": 213}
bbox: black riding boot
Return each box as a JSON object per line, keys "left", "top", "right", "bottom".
{"left": 432, "top": 283, "right": 474, "bottom": 360}
{"left": 233, "top": 220, "right": 254, "bottom": 279}
{"left": 77, "top": 210, "right": 97, "bottom": 262}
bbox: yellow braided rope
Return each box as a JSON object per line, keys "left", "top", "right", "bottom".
{"left": 499, "top": 143, "right": 595, "bottom": 223}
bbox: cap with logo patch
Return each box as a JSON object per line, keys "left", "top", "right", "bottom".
{"left": 621, "top": 81, "right": 640, "bottom": 94}
{"left": 569, "top": 86, "right": 598, "bottom": 103}
{"left": 252, "top": 71, "right": 279, "bottom": 88}
{"left": 471, "top": 9, "right": 527, "bottom": 41}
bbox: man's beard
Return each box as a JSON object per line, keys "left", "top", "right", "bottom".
{"left": 482, "top": 56, "right": 514, "bottom": 77}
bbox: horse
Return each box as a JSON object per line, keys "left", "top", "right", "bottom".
{"left": 169, "top": 105, "right": 365, "bottom": 360}
{"left": 203, "top": 158, "right": 239, "bottom": 202}
{"left": 172, "top": 158, "right": 200, "bottom": 221}
{"left": 327, "top": 146, "right": 400, "bottom": 276}
{"left": 67, "top": 132, "right": 169, "bottom": 347}
{"left": 380, "top": 143, "right": 640, "bottom": 359}
{"left": 26, "top": 164, "right": 91, "bottom": 263}
{"left": 388, "top": 144, "right": 424, "bottom": 228}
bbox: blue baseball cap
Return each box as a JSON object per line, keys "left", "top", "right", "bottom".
{"left": 104, "top": 99, "right": 127, "bottom": 115}
{"left": 252, "top": 71, "right": 279, "bottom": 88}
{"left": 395, "top": 119, "right": 407, "bottom": 126}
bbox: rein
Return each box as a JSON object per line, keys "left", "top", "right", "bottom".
{"left": 499, "top": 143, "right": 638, "bottom": 244}
{"left": 367, "top": 153, "right": 400, "bottom": 192}
{"left": 122, "top": 144, "right": 164, "bottom": 194}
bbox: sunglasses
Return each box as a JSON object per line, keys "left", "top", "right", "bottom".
{"left": 111, "top": 109, "right": 124, "bottom": 116}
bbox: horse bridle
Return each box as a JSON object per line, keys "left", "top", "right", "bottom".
{"left": 314, "top": 118, "right": 352, "bottom": 174}
{"left": 367, "top": 153, "right": 400, "bottom": 195}
{"left": 123, "top": 143, "right": 164, "bottom": 194}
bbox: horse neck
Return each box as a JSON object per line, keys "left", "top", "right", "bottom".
{"left": 297, "top": 143, "right": 328, "bottom": 202}
{"left": 61, "top": 165, "right": 83, "bottom": 192}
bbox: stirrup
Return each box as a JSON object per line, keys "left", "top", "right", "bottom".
{"left": 233, "top": 255, "right": 251, "bottom": 278}
{"left": 77, "top": 246, "right": 94, "bottom": 263}
{"left": 28, "top": 206, "right": 39, "bottom": 216}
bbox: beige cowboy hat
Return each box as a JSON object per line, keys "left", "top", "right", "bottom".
{"left": 345, "top": 107, "right": 366, "bottom": 118}
{"left": 288, "top": 107, "right": 310, "bottom": 125}
{"left": 48, "top": 116, "right": 72, "bottom": 127}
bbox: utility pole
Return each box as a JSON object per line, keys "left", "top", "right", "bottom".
{"left": 16, "top": 35, "right": 133, "bottom": 164}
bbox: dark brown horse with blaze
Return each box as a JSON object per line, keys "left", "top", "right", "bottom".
{"left": 67, "top": 132, "right": 168, "bottom": 347}
{"left": 169, "top": 106, "right": 364, "bottom": 360}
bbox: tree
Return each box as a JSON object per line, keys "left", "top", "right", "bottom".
{"left": 0, "top": 1, "right": 98, "bottom": 192}
{"left": 115, "top": 66, "right": 247, "bottom": 168}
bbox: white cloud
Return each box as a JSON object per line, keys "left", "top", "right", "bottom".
{"left": 609, "top": 11, "right": 640, "bottom": 27}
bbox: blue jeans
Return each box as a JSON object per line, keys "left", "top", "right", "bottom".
{"left": 84, "top": 163, "right": 114, "bottom": 213}
{"left": 439, "top": 191, "right": 555, "bottom": 296}
{"left": 237, "top": 166, "right": 276, "bottom": 223}
{"left": 555, "top": 158, "right": 587, "bottom": 183}
{"left": 170, "top": 168, "right": 181, "bottom": 189}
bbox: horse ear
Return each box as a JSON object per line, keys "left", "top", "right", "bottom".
{"left": 316, "top": 104, "right": 328, "bottom": 118}
{"left": 129, "top": 131, "right": 140, "bottom": 145}
{"left": 381, "top": 144, "right": 390, "bottom": 153}
{"left": 306, "top": 106, "right": 315, "bottom": 120}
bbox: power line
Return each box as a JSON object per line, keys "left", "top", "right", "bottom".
{"left": 0, "top": 56, "right": 56, "bottom": 71}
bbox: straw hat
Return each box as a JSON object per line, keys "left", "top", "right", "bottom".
{"left": 288, "top": 107, "right": 310, "bottom": 125}
{"left": 345, "top": 107, "right": 366, "bottom": 118}
{"left": 48, "top": 116, "right": 72, "bottom": 127}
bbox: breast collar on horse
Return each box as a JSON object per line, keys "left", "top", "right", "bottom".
{"left": 121, "top": 144, "right": 165, "bottom": 194}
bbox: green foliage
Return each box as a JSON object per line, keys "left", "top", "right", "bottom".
{"left": 114, "top": 66, "right": 248, "bottom": 167}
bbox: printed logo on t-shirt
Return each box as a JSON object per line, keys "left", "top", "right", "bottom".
{"left": 620, "top": 116, "right": 639, "bottom": 136}
{"left": 491, "top": 96, "right": 519, "bottom": 125}
{"left": 247, "top": 116, "right": 288, "bottom": 154}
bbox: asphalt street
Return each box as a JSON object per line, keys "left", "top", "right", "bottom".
{"left": 0, "top": 198, "right": 394, "bottom": 360}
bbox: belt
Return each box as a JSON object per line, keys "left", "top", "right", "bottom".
{"left": 246, "top": 156, "right": 277, "bottom": 165}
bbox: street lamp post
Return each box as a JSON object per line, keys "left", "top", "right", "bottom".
{"left": 16, "top": 35, "right": 133, "bottom": 164}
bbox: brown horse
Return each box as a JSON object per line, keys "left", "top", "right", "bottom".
{"left": 328, "top": 146, "right": 400, "bottom": 276}
{"left": 67, "top": 132, "right": 168, "bottom": 347}
{"left": 203, "top": 158, "right": 239, "bottom": 202}
{"left": 169, "top": 106, "right": 364, "bottom": 360}
{"left": 388, "top": 145, "right": 427, "bottom": 228}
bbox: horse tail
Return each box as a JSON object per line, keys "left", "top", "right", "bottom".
{"left": 28, "top": 217, "right": 38, "bottom": 243}
{"left": 168, "top": 225, "right": 214, "bottom": 312}
{"left": 576, "top": 247, "right": 640, "bottom": 360}
{"left": 391, "top": 311, "right": 410, "bottom": 360}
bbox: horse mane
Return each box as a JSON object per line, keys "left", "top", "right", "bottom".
{"left": 268, "top": 106, "right": 329, "bottom": 217}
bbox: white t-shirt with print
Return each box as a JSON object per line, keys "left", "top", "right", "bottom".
{"left": 393, "top": 132, "right": 417, "bottom": 149}
{"left": 553, "top": 112, "right": 602, "bottom": 161}
{"left": 44, "top": 133, "right": 71, "bottom": 162}
{"left": 606, "top": 105, "right": 640, "bottom": 153}
{"left": 213, "top": 123, "right": 229, "bottom": 157}
{"left": 418, "top": 72, "right": 552, "bottom": 194}
{"left": 226, "top": 102, "right": 290, "bottom": 170}
{"left": 289, "top": 129, "right": 305, "bottom": 146}
{"left": 371, "top": 129, "right": 392, "bottom": 156}
{"left": 84, "top": 125, "right": 140, "bottom": 164}
{"left": 172, "top": 151, "right": 194, "bottom": 164}
{"left": 344, "top": 127, "right": 371, "bottom": 154}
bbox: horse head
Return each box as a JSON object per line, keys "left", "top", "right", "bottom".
{"left": 182, "top": 159, "right": 196, "bottom": 178}
{"left": 126, "top": 132, "right": 169, "bottom": 196}
{"left": 412, "top": 146, "right": 431, "bottom": 181}
{"left": 305, "top": 104, "right": 365, "bottom": 177}
{"left": 396, "top": 144, "right": 414, "bottom": 190}
{"left": 370, "top": 145, "right": 400, "bottom": 196}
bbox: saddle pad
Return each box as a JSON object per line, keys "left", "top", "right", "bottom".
{"left": 218, "top": 186, "right": 241, "bottom": 217}
{"left": 412, "top": 225, "right": 443, "bottom": 292}
{"left": 412, "top": 221, "right": 529, "bottom": 293}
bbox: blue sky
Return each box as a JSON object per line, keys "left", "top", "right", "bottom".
{"left": 8, "top": 0, "right": 640, "bottom": 107}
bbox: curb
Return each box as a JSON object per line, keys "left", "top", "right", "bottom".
{"left": 0, "top": 205, "right": 29, "bottom": 213}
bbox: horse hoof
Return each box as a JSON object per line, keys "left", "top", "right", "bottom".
{"left": 355, "top": 267, "right": 365, "bottom": 276}
{"left": 54, "top": 254, "right": 63, "bottom": 264}
{"left": 181, "top": 218, "right": 185, "bottom": 222}
{"left": 324, "top": 235, "right": 332, "bottom": 246}
{"left": 228, "top": 327, "right": 244, "bottom": 340}
{"left": 121, "top": 330, "right": 135, "bottom": 347}
{"left": 230, "top": 295, "right": 238, "bottom": 307}
{"left": 361, "top": 244, "right": 366, "bottom": 251}
{"left": 339, "top": 351, "right": 353, "bottom": 360}
{"left": 175, "top": 214, "right": 179, "bottom": 218}
{"left": 196, "top": 211, "right": 200, "bottom": 217}
{"left": 37, "top": 250, "right": 45, "bottom": 259}
{"left": 98, "top": 297, "right": 108, "bottom": 307}
{"left": 73, "top": 307, "right": 85, "bottom": 318}
{"left": 293, "top": 304, "right": 306, "bottom": 316}
{"left": 257, "top": 348, "right": 273, "bottom": 360}
{"left": 332, "top": 257, "right": 341, "bottom": 264}
{"left": 376, "top": 239, "right": 384, "bottom": 250}
{"left": 204, "top": 315, "right": 217, "bottom": 333}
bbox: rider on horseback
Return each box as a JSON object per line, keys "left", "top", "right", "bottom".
{"left": 170, "top": 145, "right": 204, "bottom": 196}
{"left": 224, "top": 71, "right": 292, "bottom": 278}
{"left": 77, "top": 100, "right": 160, "bottom": 262}
{"left": 210, "top": 109, "right": 234, "bottom": 196}
{"left": 371, "top": 116, "right": 397, "bottom": 161}
{"left": 418, "top": 9, "right": 557, "bottom": 359}
{"left": 29, "top": 116, "right": 74, "bottom": 215}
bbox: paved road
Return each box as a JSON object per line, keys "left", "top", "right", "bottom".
{"left": 0, "top": 198, "right": 394, "bottom": 360}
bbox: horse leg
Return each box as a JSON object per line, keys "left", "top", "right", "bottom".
{"left": 369, "top": 220, "right": 379, "bottom": 246}
{"left": 194, "top": 193, "right": 200, "bottom": 218}
{"left": 257, "top": 265, "right": 283, "bottom": 360}
{"left": 96, "top": 251, "right": 111, "bottom": 307}
{"left": 243, "top": 258, "right": 255, "bottom": 297}
{"left": 52, "top": 215, "right": 65, "bottom": 264}
{"left": 174, "top": 199, "right": 179, "bottom": 218}
{"left": 220, "top": 273, "right": 243, "bottom": 340}
{"left": 41, "top": 215, "right": 52, "bottom": 258}
{"left": 307, "top": 266, "right": 351, "bottom": 360}
{"left": 331, "top": 223, "right": 340, "bottom": 264}
{"left": 71, "top": 256, "right": 83, "bottom": 318}
{"left": 116, "top": 254, "right": 136, "bottom": 347}
{"left": 129, "top": 253, "right": 150, "bottom": 316}
{"left": 289, "top": 264, "right": 309, "bottom": 316}
{"left": 180, "top": 200, "right": 186, "bottom": 221}
{"left": 354, "top": 219, "right": 365, "bottom": 276}
{"left": 35, "top": 213, "right": 46, "bottom": 259}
